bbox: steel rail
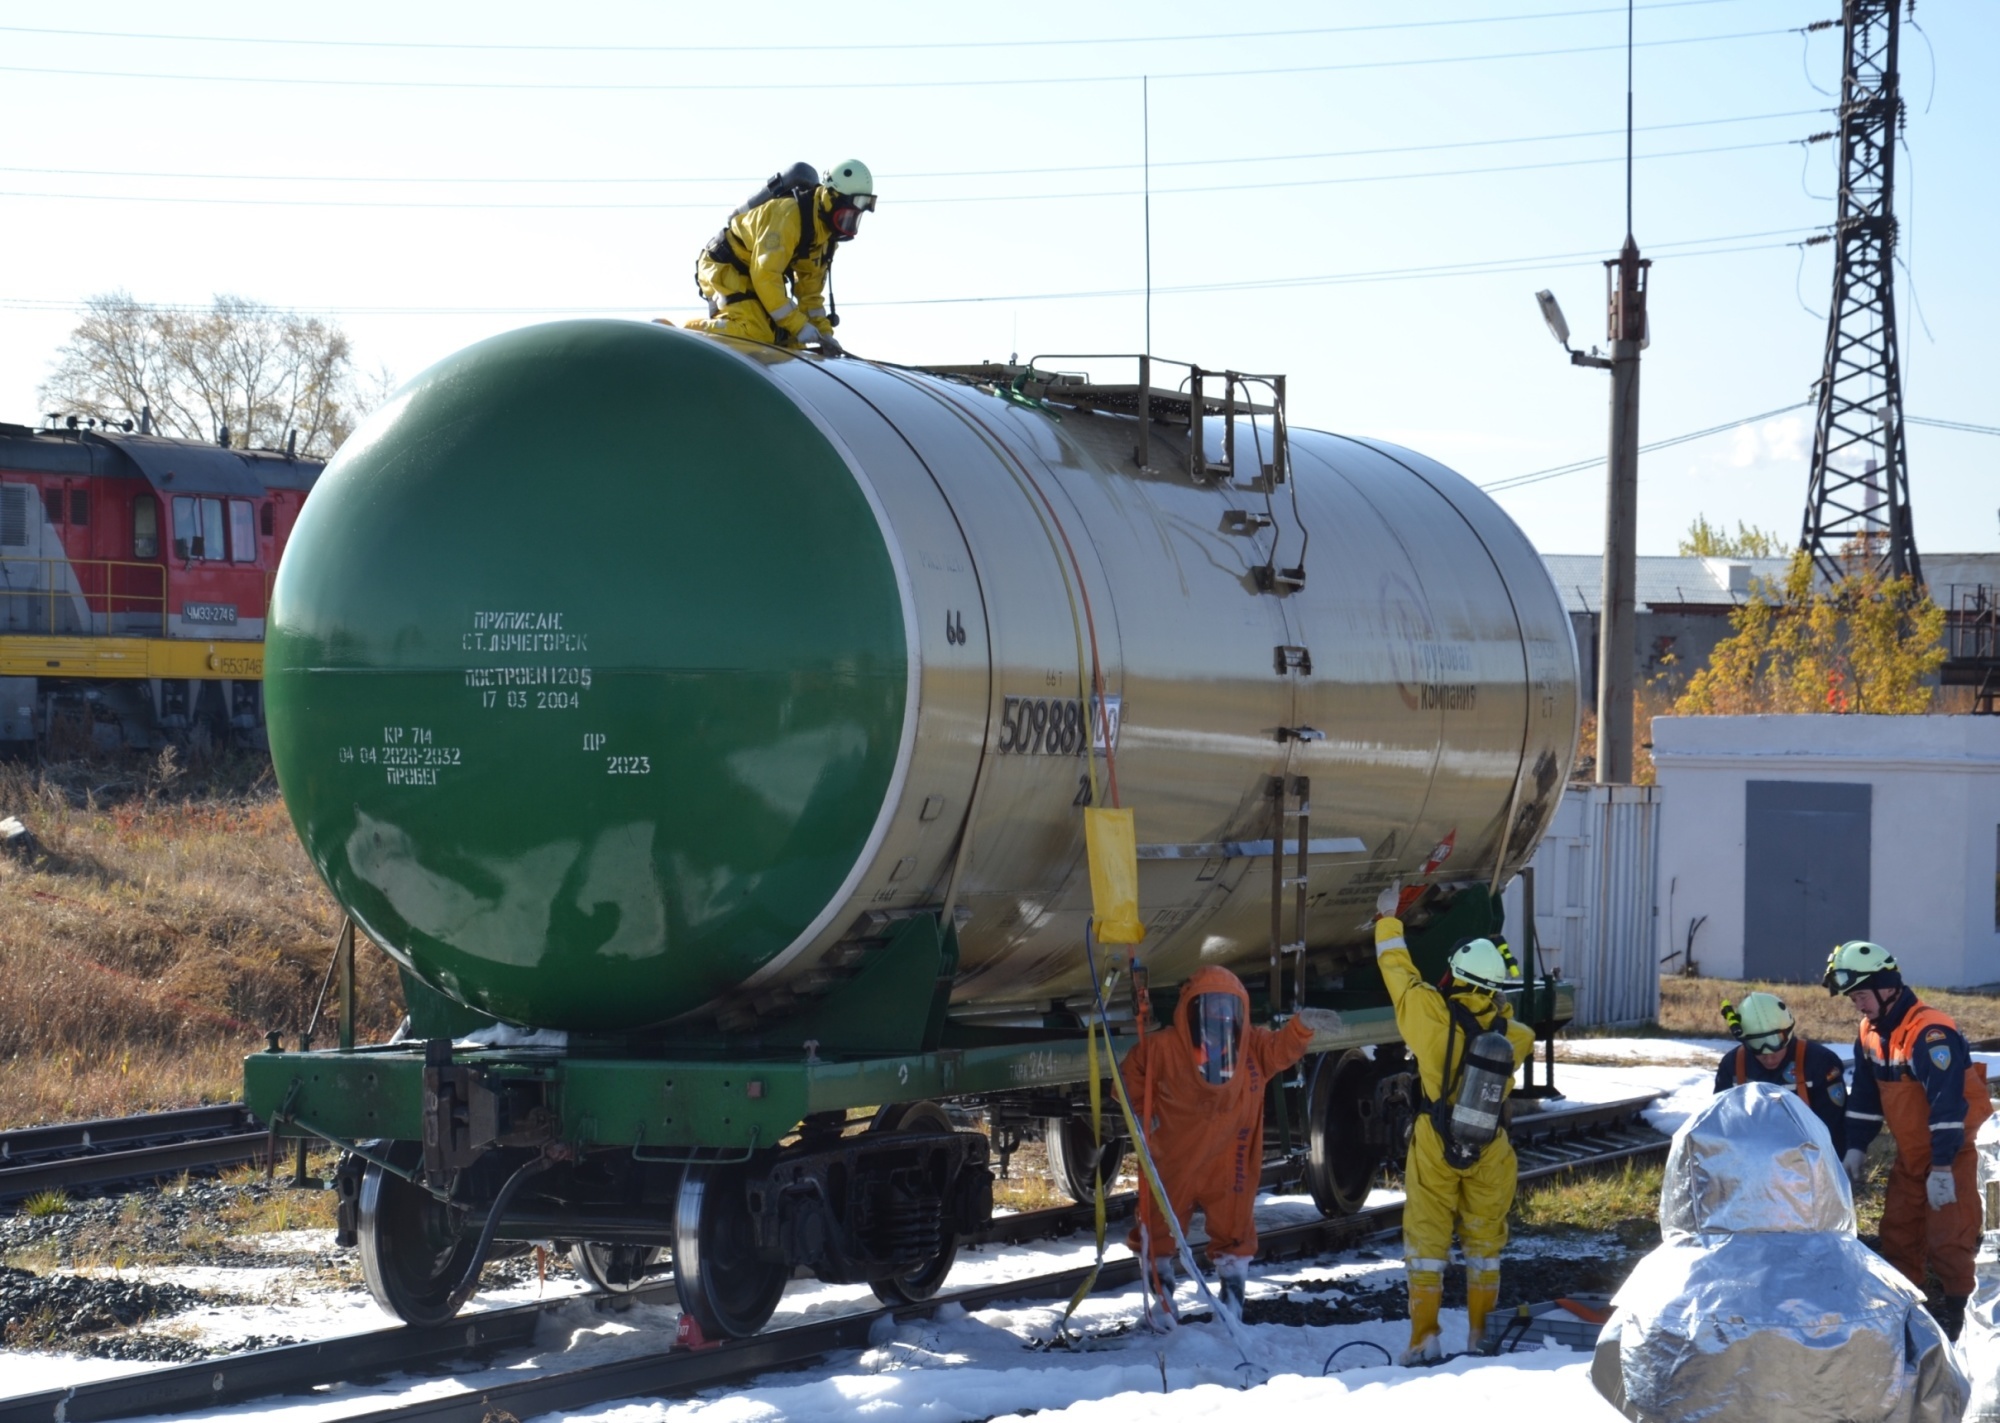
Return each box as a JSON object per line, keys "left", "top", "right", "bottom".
{"left": 0, "top": 1094, "right": 1662, "bottom": 1423}
{"left": 0, "top": 1106, "right": 253, "bottom": 1161}
{"left": 277, "top": 1098, "right": 1670, "bottom": 1423}
{"left": 0, "top": 1107, "right": 267, "bottom": 1205}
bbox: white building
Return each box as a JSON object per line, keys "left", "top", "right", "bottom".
{"left": 1651, "top": 715, "right": 2000, "bottom": 988}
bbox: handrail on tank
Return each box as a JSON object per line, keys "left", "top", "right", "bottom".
{"left": 1018, "top": 354, "right": 1285, "bottom": 482}
{"left": 0, "top": 555, "right": 167, "bottom": 635}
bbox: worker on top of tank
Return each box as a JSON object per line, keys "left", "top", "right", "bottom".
{"left": 1830, "top": 939, "right": 1991, "bottom": 1341}
{"left": 684, "top": 159, "right": 874, "bottom": 355}
{"left": 1713, "top": 992, "right": 1848, "bottom": 1155}
{"left": 1120, "top": 964, "right": 1337, "bottom": 1320}
{"left": 1376, "top": 886, "right": 1536, "bottom": 1365}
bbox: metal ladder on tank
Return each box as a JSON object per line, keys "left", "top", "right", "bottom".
{"left": 1266, "top": 773, "right": 1310, "bottom": 1019}
{"left": 1130, "top": 357, "right": 1305, "bottom": 595}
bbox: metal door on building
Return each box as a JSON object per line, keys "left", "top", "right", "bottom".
{"left": 1743, "top": 780, "right": 1871, "bottom": 983}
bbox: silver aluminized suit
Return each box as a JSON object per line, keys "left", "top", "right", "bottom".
{"left": 1591, "top": 1082, "right": 1965, "bottom": 1423}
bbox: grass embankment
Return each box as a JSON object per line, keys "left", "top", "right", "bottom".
{"left": 1656, "top": 974, "right": 2000, "bottom": 1046}
{"left": 0, "top": 751, "right": 401, "bottom": 1128}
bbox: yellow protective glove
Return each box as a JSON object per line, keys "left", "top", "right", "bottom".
{"left": 1375, "top": 915, "right": 1405, "bottom": 953}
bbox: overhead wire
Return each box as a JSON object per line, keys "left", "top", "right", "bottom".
{"left": 0, "top": 140, "right": 1802, "bottom": 212}
{"left": 1481, "top": 401, "right": 1815, "bottom": 491}
{"left": 1906, "top": 417, "right": 2000, "bottom": 438}
{"left": 0, "top": 108, "right": 1826, "bottom": 188}
{"left": 0, "top": 27, "right": 1798, "bottom": 94}
{"left": 0, "top": 228, "right": 1818, "bottom": 320}
{"left": 0, "top": 2, "right": 1760, "bottom": 54}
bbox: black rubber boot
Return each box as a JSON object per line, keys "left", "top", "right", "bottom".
{"left": 1934, "top": 1294, "right": 1968, "bottom": 1342}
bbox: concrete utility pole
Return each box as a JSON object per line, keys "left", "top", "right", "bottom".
{"left": 1597, "top": 238, "right": 1649, "bottom": 784}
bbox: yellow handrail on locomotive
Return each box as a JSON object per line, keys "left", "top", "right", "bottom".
{"left": 0, "top": 554, "right": 168, "bottom": 633}
{"left": 0, "top": 555, "right": 265, "bottom": 681}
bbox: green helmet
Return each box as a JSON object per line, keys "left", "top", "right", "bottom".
{"left": 824, "top": 159, "right": 874, "bottom": 199}
{"left": 1825, "top": 939, "right": 1900, "bottom": 995}
{"left": 1722, "top": 991, "right": 1794, "bottom": 1047}
{"left": 1449, "top": 936, "right": 1520, "bottom": 993}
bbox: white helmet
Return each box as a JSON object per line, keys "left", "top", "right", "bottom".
{"left": 824, "top": 158, "right": 875, "bottom": 200}
{"left": 1448, "top": 936, "right": 1520, "bottom": 992}
{"left": 1824, "top": 939, "right": 1900, "bottom": 995}
{"left": 1723, "top": 991, "right": 1794, "bottom": 1049}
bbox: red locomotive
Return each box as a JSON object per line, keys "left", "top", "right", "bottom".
{"left": 0, "top": 418, "right": 322, "bottom": 749}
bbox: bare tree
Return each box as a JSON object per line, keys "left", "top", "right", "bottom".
{"left": 40, "top": 291, "right": 364, "bottom": 458}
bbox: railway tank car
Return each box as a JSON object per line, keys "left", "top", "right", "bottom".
{"left": 245, "top": 319, "right": 1579, "bottom": 1339}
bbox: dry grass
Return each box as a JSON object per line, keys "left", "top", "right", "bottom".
{"left": 1515, "top": 1158, "right": 1662, "bottom": 1237}
{"left": 1658, "top": 974, "right": 2000, "bottom": 1047}
{"left": 0, "top": 750, "right": 402, "bottom": 1128}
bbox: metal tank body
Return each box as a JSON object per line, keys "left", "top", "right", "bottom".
{"left": 266, "top": 320, "right": 1577, "bottom": 1033}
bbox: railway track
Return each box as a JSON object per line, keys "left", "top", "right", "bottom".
{"left": 0, "top": 1094, "right": 1665, "bottom": 1423}
{"left": 0, "top": 1106, "right": 267, "bottom": 1207}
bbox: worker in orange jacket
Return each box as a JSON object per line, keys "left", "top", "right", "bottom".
{"left": 1829, "top": 939, "right": 1991, "bottom": 1341}
{"left": 1120, "top": 964, "right": 1333, "bottom": 1318}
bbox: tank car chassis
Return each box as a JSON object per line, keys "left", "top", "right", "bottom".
{"left": 246, "top": 893, "right": 1571, "bottom": 1340}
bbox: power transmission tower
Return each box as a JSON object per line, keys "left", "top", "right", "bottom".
{"left": 1800, "top": 0, "right": 1921, "bottom": 587}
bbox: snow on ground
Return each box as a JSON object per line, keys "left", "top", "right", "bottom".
{"left": 0, "top": 1053, "right": 1720, "bottom": 1423}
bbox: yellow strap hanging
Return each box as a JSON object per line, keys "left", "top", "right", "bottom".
{"left": 1084, "top": 808, "right": 1145, "bottom": 945}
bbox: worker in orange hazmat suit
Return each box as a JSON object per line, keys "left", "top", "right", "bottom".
{"left": 1830, "top": 938, "right": 1991, "bottom": 1341}
{"left": 1377, "top": 887, "right": 1536, "bottom": 1364}
{"left": 686, "top": 159, "right": 874, "bottom": 353}
{"left": 1120, "top": 964, "right": 1334, "bottom": 1318}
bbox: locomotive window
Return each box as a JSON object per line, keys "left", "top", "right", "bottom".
{"left": 229, "top": 499, "right": 257, "bottom": 563}
{"left": 70, "top": 489, "right": 88, "bottom": 526}
{"left": 172, "top": 495, "right": 224, "bottom": 559}
{"left": 201, "top": 498, "right": 224, "bottom": 560}
{"left": 45, "top": 488, "right": 63, "bottom": 525}
{"left": 260, "top": 502, "right": 273, "bottom": 537}
{"left": 133, "top": 496, "right": 158, "bottom": 559}
{"left": 0, "top": 485, "right": 26, "bottom": 547}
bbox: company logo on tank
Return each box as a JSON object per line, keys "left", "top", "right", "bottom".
{"left": 1379, "top": 573, "right": 1479, "bottom": 712}
{"left": 1395, "top": 636, "right": 1479, "bottom": 714}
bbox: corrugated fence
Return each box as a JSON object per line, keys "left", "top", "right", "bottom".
{"left": 1504, "top": 783, "right": 1662, "bottom": 1029}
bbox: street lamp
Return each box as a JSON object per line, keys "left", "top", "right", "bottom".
{"left": 1534, "top": 289, "right": 1610, "bottom": 371}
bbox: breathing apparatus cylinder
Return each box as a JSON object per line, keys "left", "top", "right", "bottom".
{"left": 1446, "top": 1029, "right": 1516, "bottom": 1160}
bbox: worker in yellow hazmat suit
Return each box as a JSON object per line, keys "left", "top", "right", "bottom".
{"left": 686, "top": 159, "right": 874, "bottom": 352}
{"left": 1376, "top": 886, "right": 1536, "bottom": 1364}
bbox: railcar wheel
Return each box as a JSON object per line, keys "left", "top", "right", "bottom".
{"left": 357, "top": 1147, "right": 481, "bottom": 1325}
{"left": 673, "top": 1159, "right": 787, "bottom": 1339}
{"left": 1043, "top": 1114, "right": 1128, "bottom": 1205}
{"left": 868, "top": 1101, "right": 961, "bottom": 1306}
{"left": 570, "top": 1242, "right": 667, "bottom": 1294}
{"left": 1305, "top": 1049, "right": 1384, "bottom": 1217}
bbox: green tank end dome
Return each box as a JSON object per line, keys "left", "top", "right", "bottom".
{"left": 266, "top": 321, "right": 909, "bottom": 1031}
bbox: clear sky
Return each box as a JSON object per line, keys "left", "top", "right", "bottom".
{"left": 1, "top": 0, "right": 1993, "bottom": 558}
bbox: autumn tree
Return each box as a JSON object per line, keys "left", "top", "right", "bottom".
{"left": 39, "top": 290, "right": 367, "bottom": 458}
{"left": 1675, "top": 551, "right": 1945, "bottom": 715}
{"left": 1678, "top": 515, "right": 1786, "bottom": 559}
